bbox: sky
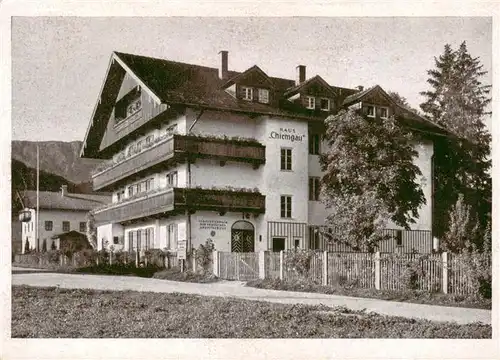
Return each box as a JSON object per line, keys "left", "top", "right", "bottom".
{"left": 11, "top": 16, "right": 492, "bottom": 142}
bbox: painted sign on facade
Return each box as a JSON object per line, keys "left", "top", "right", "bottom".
{"left": 269, "top": 127, "right": 304, "bottom": 142}
{"left": 199, "top": 219, "right": 228, "bottom": 231}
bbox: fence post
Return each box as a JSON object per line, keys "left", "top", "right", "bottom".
{"left": 213, "top": 250, "right": 219, "bottom": 277}
{"left": 442, "top": 251, "right": 448, "bottom": 294}
{"left": 109, "top": 252, "right": 113, "bottom": 266}
{"left": 259, "top": 251, "right": 266, "bottom": 279}
{"left": 322, "top": 251, "right": 328, "bottom": 286}
{"left": 59, "top": 255, "right": 63, "bottom": 267}
{"left": 374, "top": 252, "right": 381, "bottom": 290}
{"left": 192, "top": 249, "right": 197, "bottom": 272}
{"left": 279, "top": 250, "right": 284, "bottom": 280}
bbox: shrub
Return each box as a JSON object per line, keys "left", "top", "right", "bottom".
{"left": 195, "top": 239, "right": 215, "bottom": 273}
{"left": 145, "top": 249, "right": 166, "bottom": 267}
{"left": 381, "top": 253, "right": 441, "bottom": 292}
{"left": 24, "top": 238, "right": 30, "bottom": 253}
{"left": 283, "top": 249, "right": 318, "bottom": 280}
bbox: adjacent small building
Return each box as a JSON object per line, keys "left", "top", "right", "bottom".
{"left": 80, "top": 51, "right": 450, "bottom": 255}
{"left": 20, "top": 185, "right": 111, "bottom": 253}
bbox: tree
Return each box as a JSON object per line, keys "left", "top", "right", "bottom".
{"left": 420, "top": 42, "right": 491, "bottom": 241}
{"left": 86, "top": 212, "right": 98, "bottom": 249}
{"left": 388, "top": 91, "right": 422, "bottom": 116}
{"left": 320, "top": 109, "right": 425, "bottom": 250}
{"left": 442, "top": 194, "right": 479, "bottom": 253}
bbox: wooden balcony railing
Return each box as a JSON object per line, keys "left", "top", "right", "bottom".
{"left": 93, "top": 187, "right": 266, "bottom": 225}
{"left": 92, "top": 135, "right": 266, "bottom": 191}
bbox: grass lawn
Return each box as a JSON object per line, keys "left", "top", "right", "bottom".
{"left": 11, "top": 285, "right": 490, "bottom": 338}
{"left": 246, "top": 279, "right": 491, "bottom": 310}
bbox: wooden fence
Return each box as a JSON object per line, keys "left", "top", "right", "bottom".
{"left": 213, "top": 250, "right": 490, "bottom": 296}
{"left": 13, "top": 251, "right": 181, "bottom": 269}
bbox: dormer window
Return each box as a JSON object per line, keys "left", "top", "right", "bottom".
{"left": 380, "top": 107, "right": 389, "bottom": 119}
{"left": 258, "top": 89, "right": 269, "bottom": 104}
{"left": 306, "top": 96, "right": 315, "bottom": 110}
{"left": 242, "top": 86, "right": 253, "bottom": 101}
{"left": 320, "top": 98, "right": 330, "bottom": 111}
{"left": 366, "top": 105, "right": 375, "bottom": 118}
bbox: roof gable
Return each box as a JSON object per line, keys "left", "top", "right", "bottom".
{"left": 342, "top": 85, "right": 395, "bottom": 107}
{"left": 222, "top": 65, "right": 275, "bottom": 89}
{"left": 285, "top": 75, "right": 336, "bottom": 98}
{"left": 22, "top": 191, "right": 111, "bottom": 211}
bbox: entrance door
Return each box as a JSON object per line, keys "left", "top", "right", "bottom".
{"left": 231, "top": 221, "right": 254, "bottom": 252}
{"left": 272, "top": 237, "right": 285, "bottom": 252}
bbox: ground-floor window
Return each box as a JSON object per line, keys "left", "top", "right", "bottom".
{"left": 167, "top": 224, "right": 177, "bottom": 250}
{"left": 272, "top": 237, "right": 285, "bottom": 252}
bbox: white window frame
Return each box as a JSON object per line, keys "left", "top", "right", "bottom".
{"left": 306, "top": 96, "right": 316, "bottom": 110}
{"left": 258, "top": 88, "right": 269, "bottom": 104}
{"left": 366, "top": 105, "right": 375, "bottom": 118}
{"left": 280, "top": 195, "right": 292, "bottom": 218}
{"left": 320, "top": 98, "right": 330, "bottom": 111}
{"left": 380, "top": 106, "right": 389, "bottom": 119}
{"left": 242, "top": 86, "right": 253, "bottom": 101}
{"left": 166, "top": 171, "right": 178, "bottom": 187}
{"left": 280, "top": 148, "right": 292, "bottom": 171}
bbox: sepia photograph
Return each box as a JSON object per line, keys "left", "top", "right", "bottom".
{"left": 1, "top": 2, "right": 497, "bottom": 359}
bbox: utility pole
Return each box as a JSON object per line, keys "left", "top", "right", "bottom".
{"left": 36, "top": 144, "right": 40, "bottom": 252}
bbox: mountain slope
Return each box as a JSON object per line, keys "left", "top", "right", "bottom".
{"left": 11, "top": 140, "right": 102, "bottom": 184}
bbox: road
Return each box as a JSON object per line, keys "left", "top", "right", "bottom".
{"left": 11, "top": 268, "right": 491, "bottom": 325}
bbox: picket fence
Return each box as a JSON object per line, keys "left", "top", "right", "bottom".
{"left": 213, "top": 251, "right": 488, "bottom": 295}
{"left": 14, "top": 251, "right": 180, "bottom": 269}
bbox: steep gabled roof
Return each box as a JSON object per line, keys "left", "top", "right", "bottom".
{"left": 222, "top": 65, "right": 275, "bottom": 89}
{"left": 22, "top": 191, "right": 111, "bottom": 211}
{"left": 284, "top": 75, "right": 337, "bottom": 97}
{"left": 81, "top": 51, "right": 337, "bottom": 157}
{"left": 342, "top": 85, "right": 383, "bottom": 106}
{"left": 342, "top": 85, "right": 452, "bottom": 137}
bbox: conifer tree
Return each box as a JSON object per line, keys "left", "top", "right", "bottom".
{"left": 420, "top": 42, "right": 491, "bottom": 241}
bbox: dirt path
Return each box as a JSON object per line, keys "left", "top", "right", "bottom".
{"left": 11, "top": 269, "right": 491, "bottom": 325}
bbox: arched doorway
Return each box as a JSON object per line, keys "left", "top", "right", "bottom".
{"left": 231, "top": 220, "right": 255, "bottom": 252}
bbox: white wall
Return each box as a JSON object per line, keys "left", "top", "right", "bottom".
{"left": 190, "top": 159, "right": 261, "bottom": 190}
{"left": 187, "top": 109, "right": 257, "bottom": 138}
{"left": 257, "top": 116, "right": 309, "bottom": 223}
{"left": 21, "top": 208, "right": 90, "bottom": 252}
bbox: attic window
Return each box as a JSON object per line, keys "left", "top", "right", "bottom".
{"left": 258, "top": 89, "right": 269, "bottom": 104}
{"left": 380, "top": 107, "right": 389, "bottom": 119}
{"left": 242, "top": 86, "right": 253, "bottom": 101}
{"left": 366, "top": 105, "right": 375, "bottom": 118}
{"left": 306, "top": 96, "right": 315, "bottom": 110}
{"left": 320, "top": 98, "right": 330, "bottom": 111}
{"left": 115, "top": 87, "right": 142, "bottom": 123}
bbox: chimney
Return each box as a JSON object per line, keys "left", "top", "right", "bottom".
{"left": 219, "top": 50, "right": 228, "bottom": 80}
{"left": 61, "top": 185, "right": 68, "bottom": 197}
{"left": 357, "top": 85, "right": 364, "bottom": 92}
{"left": 296, "top": 65, "right": 306, "bottom": 86}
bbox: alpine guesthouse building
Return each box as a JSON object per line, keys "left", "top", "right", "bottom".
{"left": 81, "top": 51, "right": 449, "bottom": 256}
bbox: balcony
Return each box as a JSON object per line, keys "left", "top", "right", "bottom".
{"left": 92, "top": 134, "right": 266, "bottom": 191}
{"left": 93, "top": 187, "right": 266, "bottom": 225}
